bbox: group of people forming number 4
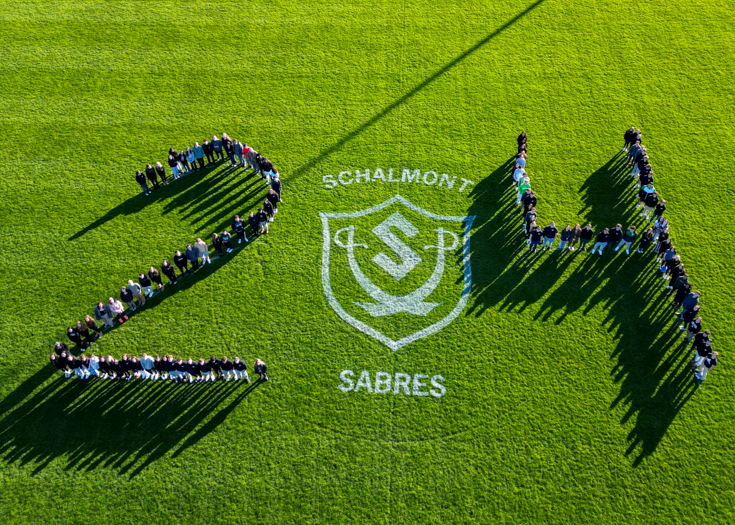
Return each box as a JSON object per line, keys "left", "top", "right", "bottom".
{"left": 511, "top": 129, "right": 718, "bottom": 386}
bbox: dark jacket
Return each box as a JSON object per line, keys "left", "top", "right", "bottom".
{"left": 596, "top": 232, "right": 610, "bottom": 243}
{"left": 580, "top": 228, "right": 594, "bottom": 241}
{"left": 136, "top": 172, "right": 146, "bottom": 184}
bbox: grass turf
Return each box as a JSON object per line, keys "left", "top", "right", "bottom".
{"left": 1, "top": 0, "right": 734, "bottom": 522}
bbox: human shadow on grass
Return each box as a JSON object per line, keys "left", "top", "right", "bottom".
{"left": 69, "top": 160, "right": 271, "bottom": 240}
{"left": 287, "top": 0, "right": 548, "bottom": 183}
{"left": 0, "top": 372, "right": 263, "bottom": 478}
{"left": 466, "top": 151, "right": 694, "bottom": 466}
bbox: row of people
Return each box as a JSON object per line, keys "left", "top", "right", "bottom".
{"left": 512, "top": 130, "right": 719, "bottom": 385}
{"left": 134, "top": 133, "right": 280, "bottom": 195}
{"left": 62, "top": 177, "right": 284, "bottom": 351}
{"left": 50, "top": 350, "right": 269, "bottom": 382}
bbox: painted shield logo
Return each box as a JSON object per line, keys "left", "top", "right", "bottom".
{"left": 319, "top": 195, "right": 475, "bottom": 350}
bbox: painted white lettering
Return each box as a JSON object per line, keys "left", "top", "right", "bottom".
{"left": 402, "top": 168, "right": 421, "bottom": 183}
{"left": 355, "top": 169, "right": 370, "bottom": 183}
{"left": 338, "top": 171, "right": 354, "bottom": 185}
{"left": 458, "top": 178, "right": 474, "bottom": 193}
{"left": 422, "top": 171, "right": 438, "bottom": 185}
{"left": 323, "top": 174, "right": 338, "bottom": 189}
{"left": 354, "top": 370, "right": 373, "bottom": 393}
{"left": 393, "top": 372, "right": 411, "bottom": 395}
{"left": 388, "top": 168, "right": 400, "bottom": 182}
{"left": 439, "top": 173, "right": 456, "bottom": 189}
{"left": 430, "top": 375, "right": 446, "bottom": 398}
{"left": 412, "top": 374, "right": 429, "bottom": 396}
{"left": 371, "top": 168, "right": 385, "bottom": 183}
{"left": 374, "top": 371, "right": 391, "bottom": 394}
{"left": 338, "top": 370, "right": 355, "bottom": 392}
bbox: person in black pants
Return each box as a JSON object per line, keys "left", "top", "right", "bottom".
{"left": 517, "top": 131, "right": 527, "bottom": 150}
{"left": 67, "top": 326, "right": 85, "bottom": 350}
{"left": 173, "top": 250, "right": 189, "bottom": 274}
{"left": 271, "top": 175, "right": 283, "bottom": 203}
{"left": 54, "top": 341, "right": 69, "bottom": 356}
{"left": 148, "top": 266, "right": 163, "bottom": 291}
{"left": 186, "top": 358, "right": 199, "bottom": 383}
{"left": 120, "top": 354, "right": 133, "bottom": 381}
{"left": 161, "top": 260, "right": 177, "bottom": 285}
{"left": 232, "top": 215, "right": 247, "bottom": 244}
{"left": 221, "top": 230, "right": 234, "bottom": 253}
{"left": 155, "top": 162, "right": 168, "bottom": 186}
{"left": 254, "top": 358, "right": 269, "bottom": 381}
{"left": 608, "top": 224, "right": 623, "bottom": 253}
{"left": 622, "top": 126, "right": 635, "bottom": 152}
{"left": 263, "top": 198, "right": 275, "bottom": 224}
{"left": 77, "top": 321, "right": 95, "bottom": 347}
{"left": 50, "top": 353, "right": 69, "bottom": 377}
{"left": 164, "top": 355, "right": 176, "bottom": 381}
{"left": 579, "top": 224, "right": 594, "bottom": 251}
{"left": 145, "top": 163, "right": 159, "bottom": 189}
{"left": 638, "top": 228, "right": 654, "bottom": 253}
{"left": 248, "top": 211, "right": 260, "bottom": 239}
{"left": 267, "top": 189, "right": 279, "bottom": 215}
{"left": 107, "top": 356, "right": 122, "bottom": 380}
{"left": 209, "top": 356, "right": 222, "bottom": 380}
{"left": 203, "top": 139, "right": 215, "bottom": 165}
{"left": 185, "top": 244, "right": 199, "bottom": 270}
{"left": 212, "top": 232, "right": 224, "bottom": 257}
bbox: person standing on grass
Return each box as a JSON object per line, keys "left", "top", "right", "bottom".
{"left": 212, "top": 232, "right": 224, "bottom": 257}
{"left": 178, "top": 149, "right": 191, "bottom": 174}
{"left": 232, "top": 215, "right": 248, "bottom": 244}
{"left": 193, "top": 142, "right": 205, "bottom": 169}
{"left": 77, "top": 321, "right": 96, "bottom": 347}
{"left": 234, "top": 357, "right": 249, "bottom": 382}
{"left": 110, "top": 300, "right": 126, "bottom": 324}
{"left": 212, "top": 135, "right": 224, "bottom": 161}
{"left": 636, "top": 183, "right": 656, "bottom": 209}
{"left": 516, "top": 177, "right": 531, "bottom": 206}
{"left": 120, "top": 285, "right": 137, "bottom": 312}
{"left": 254, "top": 358, "right": 269, "bottom": 381}
{"left": 242, "top": 143, "right": 253, "bottom": 169}
{"left": 676, "top": 291, "right": 701, "bottom": 320}
{"left": 203, "top": 139, "right": 215, "bottom": 165}
{"left": 267, "top": 189, "right": 280, "bottom": 216}
{"left": 641, "top": 191, "right": 659, "bottom": 220}
{"left": 667, "top": 269, "right": 687, "bottom": 297}
{"left": 671, "top": 281, "right": 693, "bottom": 310}
{"left": 167, "top": 154, "right": 180, "bottom": 180}
{"left": 155, "top": 161, "right": 168, "bottom": 186}
{"left": 50, "top": 354, "right": 69, "bottom": 377}
{"left": 627, "top": 140, "right": 641, "bottom": 166}
{"left": 84, "top": 315, "right": 102, "bottom": 339}
{"left": 145, "top": 163, "right": 159, "bottom": 190}
{"left": 607, "top": 224, "right": 623, "bottom": 253}
{"left": 138, "top": 272, "right": 153, "bottom": 297}
{"left": 66, "top": 326, "right": 84, "bottom": 349}
{"left": 161, "top": 260, "right": 177, "bottom": 285}
{"left": 521, "top": 190, "right": 536, "bottom": 217}
{"left": 94, "top": 301, "right": 114, "bottom": 329}
{"left": 127, "top": 279, "right": 146, "bottom": 306}
{"left": 256, "top": 208, "right": 269, "bottom": 235}
{"left": 248, "top": 212, "right": 260, "bottom": 239}
{"left": 185, "top": 244, "right": 199, "bottom": 270}
{"left": 186, "top": 147, "right": 197, "bottom": 172}
{"left": 651, "top": 199, "right": 667, "bottom": 224}
{"left": 512, "top": 163, "right": 526, "bottom": 188}
{"left": 272, "top": 174, "right": 283, "bottom": 202}
{"left": 54, "top": 342, "right": 69, "bottom": 356}
{"left": 148, "top": 266, "right": 164, "bottom": 291}
{"left": 195, "top": 238, "right": 211, "bottom": 265}
{"left": 541, "top": 221, "right": 558, "bottom": 250}
{"left": 135, "top": 170, "right": 150, "bottom": 196}
{"left": 234, "top": 139, "right": 244, "bottom": 167}
{"left": 622, "top": 126, "right": 635, "bottom": 152}
{"left": 683, "top": 316, "right": 702, "bottom": 343}
{"left": 557, "top": 225, "right": 571, "bottom": 251}
{"left": 264, "top": 198, "right": 275, "bottom": 223}
{"left": 579, "top": 224, "right": 594, "bottom": 251}
{"left": 636, "top": 228, "right": 653, "bottom": 253}
{"left": 221, "top": 230, "right": 234, "bottom": 253}
{"left": 528, "top": 225, "right": 542, "bottom": 253}
{"left": 223, "top": 134, "right": 236, "bottom": 166}
{"left": 173, "top": 249, "right": 189, "bottom": 274}
{"left": 220, "top": 356, "right": 235, "bottom": 381}
{"left": 655, "top": 236, "right": 672, "bottom": 264}
{"left": 209, "top": 356, "right": 222, "bottom": 381}
{"left": 247, "top": 147, "right": 260, "bottom": 175}
{"left": 524, "top": 208, "right": 537, "bottom": 236}
{"left": 653, "top": 216, "right": 668, "bottom": 241}
{"left": 516, "top": 151, "right": 527, "bottom": 169}
{"left": 695, "top": 352, "right": 718, "bottom": 385}
{"left": 567, "top": 224, "right": 581, "bottom": 251}
{"left": 517, "top": 131, "right": 527, "bottom": 150}
{"left": 614, "top": 225, "right": 636, "bottom": 255}
{"left": 591, "top": 228, "right": 610, "bottom": 255}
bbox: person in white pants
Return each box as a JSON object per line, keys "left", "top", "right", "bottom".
{"left": 77, "top": 355, "right": 91, "bottom": 379}
{"left": 199, "top": 358, "right": 214, "bottom": 382}
{"left": 696, "top": 352, "right": 718, "bottom": 384}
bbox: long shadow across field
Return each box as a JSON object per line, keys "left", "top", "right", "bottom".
{"left": 0, "top": 372, "right": 263, "bottom": 478}
{"left": 70, "top": 160, "right": 272, "bottom": 240}
{"left": 466, "top": 151, "right": 695, "bottom": 466}
{"left": 288, "top": 0, "right": 547, "bottom": 182}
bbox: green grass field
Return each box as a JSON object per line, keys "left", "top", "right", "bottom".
{"left": 1, "top": 0, "right": 734, "bottom": 522}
